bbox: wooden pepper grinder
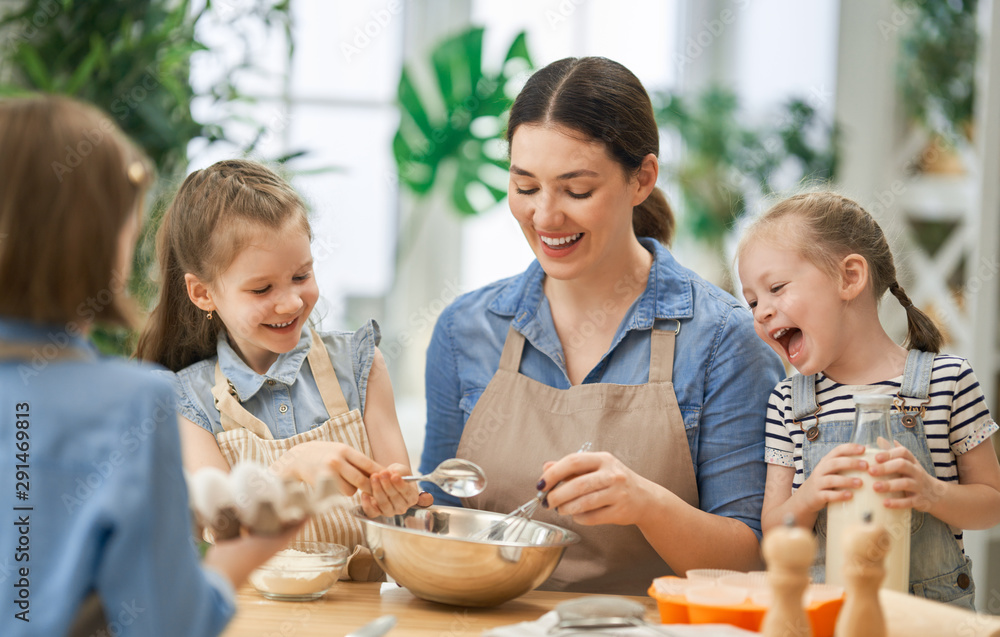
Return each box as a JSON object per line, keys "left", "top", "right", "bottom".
{"left": 834, "top": 512, "right": 889, "bottom": 637}
{"left": 761, "top": 514, "right": 816, "bottom": 637}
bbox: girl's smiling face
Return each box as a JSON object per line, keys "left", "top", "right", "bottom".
{"left": 508, "top": 124, "right": 652, "bottom": 282}
{"left": 187, "top": 219, "right": 318, "bottom": 374}
{"left": 738, "top": 236, "right": 849, "bottom": 376}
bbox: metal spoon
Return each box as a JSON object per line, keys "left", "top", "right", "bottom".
{"left": 402, "top": 458, "right": 487, "bottom": 498}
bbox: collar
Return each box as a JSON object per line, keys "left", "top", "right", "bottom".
{"left": 217, "top": 328, "right": 312, "bottom": 401}
{"left": 487, "top": 238, "right": 695, "bottom": 331}
{"left": 0, "top": 316, "right": 96, "bottom": 356}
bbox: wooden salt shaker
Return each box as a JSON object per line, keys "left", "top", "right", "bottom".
{"left": 761, "top": 515, "right": 816, "bottom": 637}
{"left": 835, "top": 512, "right": 889, "bottom": 637}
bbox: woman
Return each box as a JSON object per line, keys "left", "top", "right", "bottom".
{"left": 420, "top": 57, "right": 783, "bottom": 595}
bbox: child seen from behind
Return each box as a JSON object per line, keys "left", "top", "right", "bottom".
{"left": 0, "top": 95, "right": 294, "bottom": 637}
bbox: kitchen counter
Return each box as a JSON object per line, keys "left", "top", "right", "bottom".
{"left": 222, "top": 581, "right": 658, "bottom": 636}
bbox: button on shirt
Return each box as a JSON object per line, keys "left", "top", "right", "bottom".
{"left": 169, "top": 321, "right": 379, "bottom": 439}
{"left": 420, "top": 238, "right": 785, "bottom": 540}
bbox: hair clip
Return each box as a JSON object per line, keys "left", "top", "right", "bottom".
{"left": 127, "top": 161, "right": 146, "bottom": 185}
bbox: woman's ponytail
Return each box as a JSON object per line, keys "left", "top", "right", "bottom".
{"left": 632, "top": 186, "right": 674, "bottom": 246}
{"left": 888, "top": 281, "right": 943, "bottom": 353}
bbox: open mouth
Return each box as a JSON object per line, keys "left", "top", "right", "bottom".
{"left": 539, "top": 233, "right": 583, "bottom": 249}
{"left": 264, "top": 316, "right": 298, "bottom": 331}
{"left": 770, "top": 326, "right": 804, "bottom": 361}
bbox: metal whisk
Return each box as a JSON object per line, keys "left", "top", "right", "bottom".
{"left": 472, "top": 442, "right": 592, "bottom": 543}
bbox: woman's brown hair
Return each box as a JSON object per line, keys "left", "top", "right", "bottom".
{"left": 134, "top": 159, "right": 309, "bottom": 371}
{"left": 0, "top": 95, "right": 153, "bottom": 329}
{"left": 506, "top": 56, "right": 674, "bottom": 245}
{"left": 739, "top": 191, "right": 943, "bottom": 353}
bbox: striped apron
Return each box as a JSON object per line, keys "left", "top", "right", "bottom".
{"left": 211, "top": 328, "right": 381, "bottom": 580}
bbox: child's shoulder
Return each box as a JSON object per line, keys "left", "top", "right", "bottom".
{"left": 313, "top": 319, "right": 380, "bottom": 348}
{"left": 172, "top": 355, "right": 218, "bottom": 388}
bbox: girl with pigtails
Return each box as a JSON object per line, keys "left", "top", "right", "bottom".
{"left": 738, "top": 191, "right": 1000, "bottom": 608}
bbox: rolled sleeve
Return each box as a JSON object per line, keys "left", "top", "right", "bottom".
{"left": 420, "top": 306, "right": 466, "bottom": 506}
{"left": 695, "top": 306, "right": 783, "bottom": 541}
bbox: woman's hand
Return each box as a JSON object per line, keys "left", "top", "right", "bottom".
{"left": 870, "top": 441, "right": 946, "bottom": 512}
{"left": 536, "top": 451, "right": 657, "bottom": 527}
{"left": 793, "top": 443, "right": 868, "bottom": 514}
{"left": 272, "top": 440, "right": 381, "bottom": 496}
{"left": 359, "top": 463, "right": 434, "bottom": 517}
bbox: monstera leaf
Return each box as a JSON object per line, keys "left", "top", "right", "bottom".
{"left": 393, "top": 27, "right": 533, "bottom": 215}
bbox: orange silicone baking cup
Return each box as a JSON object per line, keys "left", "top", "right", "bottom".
{"left": 647, "top": 577, "right": 843, "bottom": 637}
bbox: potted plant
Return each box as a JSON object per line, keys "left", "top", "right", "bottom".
{"left": 0, "top": 0, "right": 294, "bottom": 354}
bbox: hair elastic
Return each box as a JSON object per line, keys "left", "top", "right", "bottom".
{"left": 889, "top": 281, "right": 913, "bottom": 308}
{"left": 127, "top": 161, "right": 146, "bottom": 185}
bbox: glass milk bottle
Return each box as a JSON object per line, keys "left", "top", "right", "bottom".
{"left": 825, "top": 394, "right": 911, "bottom": 592}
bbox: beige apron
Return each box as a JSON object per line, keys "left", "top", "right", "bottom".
{"left": 211, "top": 329, "right": 381, "bottom": 580}
{"left": 456, "top": 323, "right": 699, "bottom": 595}
{"left": 0, "top": 339, "right": 103, "bottom": 636}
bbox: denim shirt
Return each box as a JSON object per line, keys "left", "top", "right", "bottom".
{"left": 168, "top": 321, "right": 379, "bottom": 439}
{"left": 420, "top": 238, "right": 784, "bottom": 539}
{"left": 0, "top": 317, "right": 234, "bottom": 636}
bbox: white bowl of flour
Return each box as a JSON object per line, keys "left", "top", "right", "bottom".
{"left": 249, "top": 541, "right": 349, "bottom": 601}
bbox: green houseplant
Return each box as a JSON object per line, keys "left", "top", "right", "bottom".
{"left": 897, "top": 0, "right": 978, "bottom": 142}
{"left": 392, "top": 26, "right": 533, "bottom": 262}
{"left": 655, "top": 86, "right": 839, "bottom": 274}
{"left": 0, "top": 0, "right": 293, "bottom": 354}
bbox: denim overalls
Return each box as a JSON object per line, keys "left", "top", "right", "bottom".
{"left": 793, "top": 349, "right": 975, "bottom": 609}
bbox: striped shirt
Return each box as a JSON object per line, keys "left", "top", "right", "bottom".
{"left": 766, "top": 354, "right": 996, "bottom": 484}
{"left": 764, "top": 355, "right": 998, "bottom": 548}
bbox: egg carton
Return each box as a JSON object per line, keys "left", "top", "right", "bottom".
{"left": 186, "top": 462, "right": 348, "bottom": 539}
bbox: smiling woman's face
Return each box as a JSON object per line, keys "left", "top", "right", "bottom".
{"left": 507, "top": 124, "right": 644, "bottom": 282}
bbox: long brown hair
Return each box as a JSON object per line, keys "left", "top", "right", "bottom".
{"left": 135, "top": 159, "right": 309, "bottom": 371}
{"left": 0, "top": 95, "right": 152, "bottom": 328}
{"left": 506, "top": 56, "right": 674, "bottom": 245}
{"left": 739, "top": 191, "right": 943, "bottom": 352}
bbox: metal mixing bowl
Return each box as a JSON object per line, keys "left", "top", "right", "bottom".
{"left": 353, "top": 505, "right": 580, "bottom": 607}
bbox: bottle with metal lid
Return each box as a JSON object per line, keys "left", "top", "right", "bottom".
{"left": 826, "top": 394, "right": 911, "bottom": 592}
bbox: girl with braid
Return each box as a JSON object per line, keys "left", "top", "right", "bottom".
{"left": 737, "top": 191, "right": 1000, "bottom": 608}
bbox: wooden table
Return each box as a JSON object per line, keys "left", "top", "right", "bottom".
{"left": 222, "top": 582, "right": 658, "bottom": 636}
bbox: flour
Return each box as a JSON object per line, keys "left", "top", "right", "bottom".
{"left": 249, "top": 548, "right": 342, "bottom": 597}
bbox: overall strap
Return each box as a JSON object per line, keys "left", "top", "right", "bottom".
{"left": 790, "top": 373, "right": 820, "bottom": 422}
{"left": 899, "top": 349, "right": 937, "bottom": 399}
{"left": 306, "top": 329, "right": 351, "bottom": 418}
{"left": 211, "top": 363, "right": 274, "bottom": 440}
{"left": 497, "top": 326, "right": 526, "bottom": 373}
{"left": 648, "top": 320, "right": 680, "bottom": 383}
